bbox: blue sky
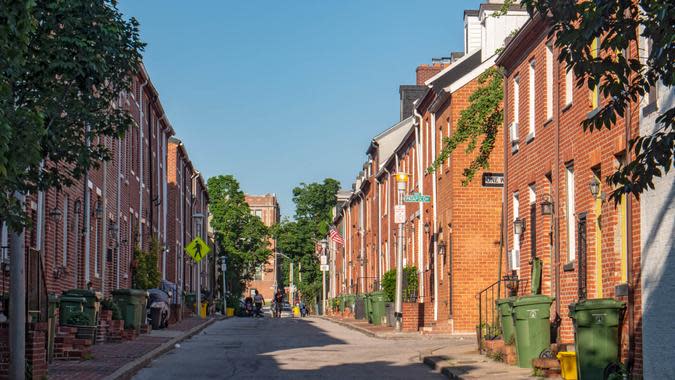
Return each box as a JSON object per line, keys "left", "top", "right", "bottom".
{"left": 118, "top": 0, "right": 483, "bottom": 217}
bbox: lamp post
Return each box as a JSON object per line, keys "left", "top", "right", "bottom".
{"left": 394, "top": 172, "right": 408, "bottom": 332}
{"left": 320, "top": 239, "right": 328, "bottom": 316}
{"left": 193, "top": 212, "right": 204, "bottom": 318}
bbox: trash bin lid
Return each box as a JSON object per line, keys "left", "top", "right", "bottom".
{"left": 495, "top": 297, "right": 517, "bottom": 306}
{"left": 570, "top": 298, "right": 625, "bottom": 311}
{"left": 60, "top": 296, "right": 86, "bottom": 303}
{"left": 63, "top": 289, "right": 99, "bottom": 299}
{"left": 513, "top": 294, "right": 554, "bottom": 307}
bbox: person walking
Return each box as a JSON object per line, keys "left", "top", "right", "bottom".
{"left": 253, "top": 290, "right": 264, "bottom": 318}
{"left": 273, "top": 289, "right": 284, "bottom": 318}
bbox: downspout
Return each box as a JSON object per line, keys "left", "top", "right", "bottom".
{"left": 413, "top": 107, "right": 424, "bottom": 300}
{"left": 138, "top": 80, "right": 148, "bottom": 249}
{"left": 147, "top": 99, "right": 155, "bottom": 245}
{"left": 377, "top": 178, "right": 383, "bottom": 285}
{"left": 83, "top": 125, "right": 92, "bottom": 285}
{"left": 347, "top": 207, "right": 351, "bottom": 292}
{"left": 431, "top": 112, "right": 439, "bottom": 321}
{"left": 384, "top": 168, "right": 391, "bottom": 272}
{"left": 624, "top": 61, "right": 635, "bottom": 373}
{"left": 358, "top": 192, "right": 365, "bottom": 293}
{"left": 553, "top": 58, "right": 562, "bottom": 329}
{"left": 116, "top": 135, "right": 122, "bottom": 289}
{"left": 101, "top": 146, "right": 108, "bottom": 295}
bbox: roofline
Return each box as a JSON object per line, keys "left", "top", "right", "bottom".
{"left": 424, "top": 49, "right": 481, "bottom": 86}
{"left": 495, "top": 13, "right": 547, "bottom": 70}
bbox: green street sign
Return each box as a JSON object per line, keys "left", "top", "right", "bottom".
{"left": 403, "top": 192, "right": 431, "bottom": 203}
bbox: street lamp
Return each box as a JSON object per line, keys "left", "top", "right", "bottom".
{"left": 540, "top": 193, "right": 554, "bottom": 216}
{"left": 513, "top": 217, "right": 525, "bottom": 235}
{"left": 95, "top": 201, "right": 103, "bottom": 220}
{"left": 589, "top": 177, "right": 605, "bottom": 200}
{"left": 394, "top": 172, "right": 408, "bottom": 332}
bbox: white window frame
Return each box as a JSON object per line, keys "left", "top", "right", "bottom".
{"left": 513, "top": 76, "right": 520, "bottom": 124}
{"left": 62, "top": 195, "right": 69, "bottom": 266}
{"left": 566, "top": 163, "right": 576, "bottom": 261}
{"left": 565, "top": 63, "right": 574, "bottom": 106}
{"left": 546, "top": 42, "right": 553, "bottom": 120}
{"left": 528, "top": 59, "right": 536, "bottom": 139}
{"left": 512, "top": 192, "right": 520, "bottom": 270}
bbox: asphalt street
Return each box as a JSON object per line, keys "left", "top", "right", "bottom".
{"left": 133, "top": 313, "right": 447, "bottom": 379}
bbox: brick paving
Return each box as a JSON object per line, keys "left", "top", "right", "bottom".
{"left": 48, "top": 317, "right": 210, "bottom": 380}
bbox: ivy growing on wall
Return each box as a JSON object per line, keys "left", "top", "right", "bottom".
{"left": 427, "top": 67, "right": 504, "bottom": 185}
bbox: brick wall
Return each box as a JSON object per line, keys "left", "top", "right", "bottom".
{"left": 500, "top": 20, "right": 642, "bottom": 374}
{"left": 416, "top": 64, "right": 448, "bottom": 86}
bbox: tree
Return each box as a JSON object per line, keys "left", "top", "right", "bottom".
{"left": 273, "top": 178, "right": 340, "bottom": 307}
{"left": 207, "top": 175, "right": 271, "bottom": 302}
{"left": 428, "top": 67, "right": 503, "bottom": 184}
{"left": 515, "top": 0, "right": 673, "bottom": 202}
{"left": 0, "top": 0, "right": 144, "bottom": 229}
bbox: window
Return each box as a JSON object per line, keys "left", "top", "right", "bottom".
{"left": 1, "top": 222, "right": 8, "bottom": 262}
{"left": 615, "top": 156, "right": 628, "bottom": 282}
{"left": 592, "top": 168, "right": 603, "bottom": 297}
{"left": 528, "top": 60, "right": 536, "bottom": 139}
{"left": 252, "top": 209, "right": 262, "bottom": 219}
{"left": 62, "top": 195, "right": 69, "bottom": 266}
{"left": 512, "top": 192, "right": 520, "bottom": 270}
{"left": 546, "top": 42, "right": 553, "bottom": 120}
{"left": 565, "top": 63, "right": 573, "bottom": 106}
{"left": 590, "top": 37, "right": 600, "bottom": 109}
{"left": 566, "top": 163, "right": 576, "bottom": 261}
{"left": 513, "top": 76, "right": 520, "bottom": 123}
{"left": 446, "top": 119, "right": 451, "bottom": 169}
{"left": 529, "top": 184, "right": 536, "bottom": 259}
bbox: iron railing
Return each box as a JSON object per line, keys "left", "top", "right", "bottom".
{"left": 476, "top": 273, "right": 520, "bottom": 353}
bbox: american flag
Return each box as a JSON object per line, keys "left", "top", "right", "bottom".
{"left": 329, "top": 226, "right": 344, "bottom": 246}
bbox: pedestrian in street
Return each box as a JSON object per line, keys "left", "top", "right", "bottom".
{"left": 253, "top": 290, "right": 264, "bottom": 318}
{"left": 274, "top": 289, "right": 284, "bottom": 318}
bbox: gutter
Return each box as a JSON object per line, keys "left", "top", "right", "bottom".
{"left": 138, "top": 80, "right": 148, "bottom": 248}
{"left": 413, "top": 106, "right": 425, "bottom": 300}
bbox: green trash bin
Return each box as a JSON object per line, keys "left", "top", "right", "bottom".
{"left": 185, "top": 292, "right": 196, "bottom": 311}
{"left": 370, "top": 291, "right": 388, "bottom": 326}
{"left": 364, "top": 294, "right": 373, "bottom": 323}
{"left": 512, "top": 294, "right": 554, "bottom": 368}
{"left": 496, "top": 297, "right": 516, "bottom": 345}
{"left": 569, "top": 298, "right": 625, "bottom": 380}
{"left": 59, "top": 296, "right": 86, "bottom": 325}
{"left": 112, "top": 289, "right": 148, "bottom": 331}
{"left": 62, "top": 289, "right": 101, "bottom": 326}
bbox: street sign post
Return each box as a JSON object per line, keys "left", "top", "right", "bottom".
{"left": 320, "top": 264, "right": 329, "bottom": 271}
{"left": 185, "top": 237, "right": 211, "bottom": 263}
{"left": 403, "top": 192, "right": 431, "bottom": 203}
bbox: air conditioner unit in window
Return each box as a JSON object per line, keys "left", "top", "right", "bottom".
{"left": 509, "top": 122, "right": 520, "bottom": 144}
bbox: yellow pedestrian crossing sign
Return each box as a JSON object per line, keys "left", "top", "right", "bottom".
{"left": 185, "top": 237, "right": 211, "bottom": 263}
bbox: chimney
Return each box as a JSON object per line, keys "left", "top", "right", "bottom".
{"left": 415, "top": 62, "right": 449, "bottom": 86}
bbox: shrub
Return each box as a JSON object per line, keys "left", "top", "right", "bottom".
{"left": 66, "top": 311, "right": 92, "bottom": 326}
{"left": 382, "top": 266, "right": 418, "bottom": 302}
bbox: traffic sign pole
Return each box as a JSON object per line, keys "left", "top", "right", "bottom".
{"left": 394, "top": 172, "right": 408, "bottom": 332}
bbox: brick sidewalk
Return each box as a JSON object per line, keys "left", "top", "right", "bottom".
{"left": 48, "top": 317, "right": 211, "bottom": 380}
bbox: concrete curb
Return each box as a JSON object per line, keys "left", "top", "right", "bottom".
{"left": 104, "top": 318, "right": 218, "bottom": 380}
{"left": 315, "top": 316, "right": 382, "bottom": 339}
{"left": 420, "top": 353, "right": 461, "bottom": 380}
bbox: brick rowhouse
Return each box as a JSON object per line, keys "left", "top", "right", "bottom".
{"left": 0, "top": 63, "right": 212, "bottom": 377}
{"left": 496, "top": 14, "right": 643, "bottom": 374}
{"left": 243, "top": 194, "right": 280, "bottom": 301}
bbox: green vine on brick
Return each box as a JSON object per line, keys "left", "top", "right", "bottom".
{"left": 427, "top": 66, "right": 504, "bottom": 186}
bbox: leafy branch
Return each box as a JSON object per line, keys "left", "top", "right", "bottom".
{"left": 427, "top": 67, "right": 504, "bottom": 186}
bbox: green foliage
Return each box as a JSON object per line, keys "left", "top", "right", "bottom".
{"left": 0, "top": 0, "right": 144, "bottom": 229}
{"left": 100, "top": 298, "right": 122, "bottom": 320}
{"left": 273, "top": 178, "right": 340, "bottom": 306}
{"left": 382, "top": 266, "right": 419, "bottom": 302}
{"left": 207, "top": 175, "right": 271, "bottom": 301}
{"left": 65, "top": 311, "right": 91, "bottom": 326}
{"left": 132, "top": 239, "right": 161, "bottom": 290}
{"left": 427, "top": 67, "right": 503, "bottom": 186}
{"left": 381, "top": 269, "right": 396, "bottom": 302}
{"left": 520, "top": 0, "right": 674, "bottom": 203}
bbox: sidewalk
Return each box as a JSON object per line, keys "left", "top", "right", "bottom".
{"left": 321, "top": 315, "right": 536, "bottom": 379}
{"left": 49, "top": 317, "right": 217, "bottom": 380}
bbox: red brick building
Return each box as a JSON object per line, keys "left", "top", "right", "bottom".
{"left": 244, "top": 194, "right": 280, "bottom": 300}
{"left": 496, "top": 15, "right": 642, "bottom": 372}
{"left": 0, "top": 63, "right": 211, "bottom": 320}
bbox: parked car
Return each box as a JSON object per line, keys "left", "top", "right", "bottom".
{"left": 147, "top": 288, "right": 171, "bottom": 329}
